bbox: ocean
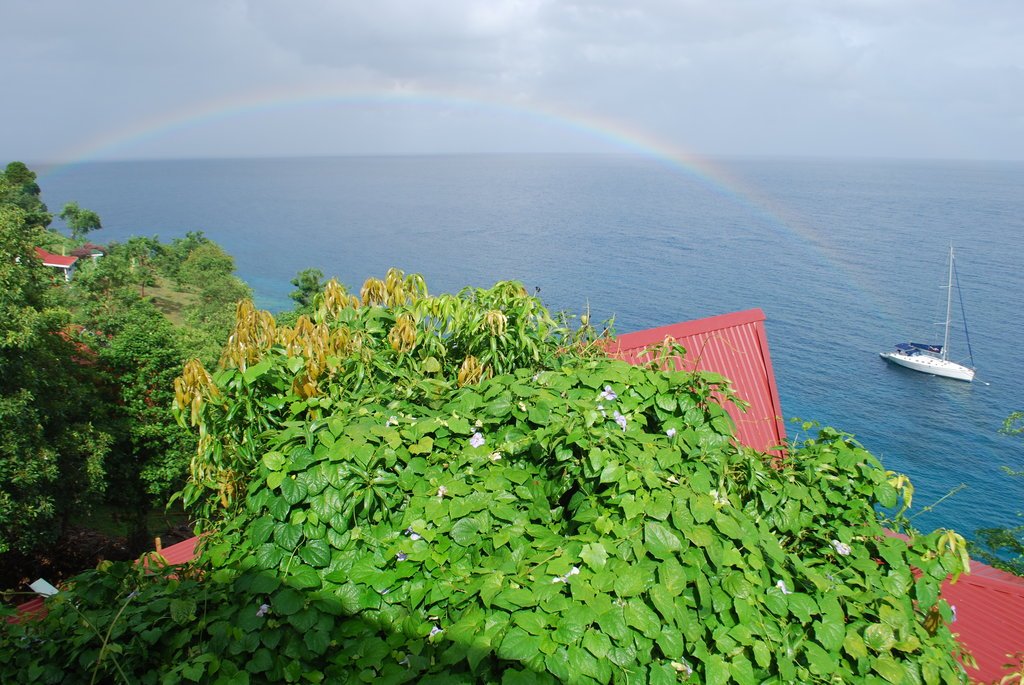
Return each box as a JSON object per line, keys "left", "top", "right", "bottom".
{"left": 36, "top": 155, "right": 1024, "bottom": 540}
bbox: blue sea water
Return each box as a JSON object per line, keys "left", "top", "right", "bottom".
{"left": 37, "top": 155, "right": 1024, "bottom": 539}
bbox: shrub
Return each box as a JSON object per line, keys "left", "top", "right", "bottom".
{"left": 1, "top": 272, "right": 972, "bottom": 684}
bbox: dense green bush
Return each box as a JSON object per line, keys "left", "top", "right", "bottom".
{"left": 0, "top": 198, "right": 113, "bottom": 555}
{"left": 0, "top": 273, "right": 972, "bottom": 683}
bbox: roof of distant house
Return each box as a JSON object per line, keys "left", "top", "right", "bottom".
{"left": 33, "top": 246, "right": 77, "bottom": 268}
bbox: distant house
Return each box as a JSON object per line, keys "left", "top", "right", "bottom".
{"left": 33, "top": 247, "right": 78, "bottom": 281}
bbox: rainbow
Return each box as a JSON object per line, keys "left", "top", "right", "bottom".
{"left": 41, "top": 85, "right": 869, "bottom": 306}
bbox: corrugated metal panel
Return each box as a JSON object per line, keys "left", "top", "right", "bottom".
{"left": 942, "top": 569, "right": 1024, "bottom": 683}
{"left": 160, "top": 536, "right": 199, "bottom": 566}
{"left": 8, "top": 536, "right": 203, "bottom": 624}
{"left": 7, "top": 596, "right": 45, "bottom": 624}
{"left": 608, "top": 309, "right": 786, "bottom": 453}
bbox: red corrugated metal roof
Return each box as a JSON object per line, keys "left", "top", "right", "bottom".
{"left": 943, "top": 566, "right": 1024, "bottom": 683}
{"left": 6, "top": 596, "right": 45, "bottom": 624}
{"left": 610, "top": 308, "right": 786, "bottom": 453}
{"left": 33, "top": 247, "right": 77, "bottom": 268}
{"left": 158, "top": 536, "right": 200, "bottom": 566}
{"left": 8, "top": 536, "right": 201, "bottom": 623}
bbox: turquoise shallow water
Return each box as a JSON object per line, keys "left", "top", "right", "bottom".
{"left": 38, "top": 155, "right": 1024, "bottom": 538}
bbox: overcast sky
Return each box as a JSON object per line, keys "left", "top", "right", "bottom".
{"left": 3, "top": 0, "right": 1022, "bottom": 162}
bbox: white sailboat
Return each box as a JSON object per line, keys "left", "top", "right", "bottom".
{"left": 880, "top": 245, "right": 976, "bottom": 382}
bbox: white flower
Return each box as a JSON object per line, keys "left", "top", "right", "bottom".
{"left": 469, "top": 432, "right": 485, "bottom": 448}
{"left": 776, "top": 580, "right": 793, "bottom": 595}
{"left": 553, "top": 567, "right": 581, "bottom": 583}
{"left": 429, "top": 625, "right": 443, "bottom": 637}
{"left": 711, "top": 489, "right": 729, "bottom": 507}
{"left": 489, "top": 452, "right": 502, "bottom": 462}
{"left": 613, "top": 410, "right": 627, "bottom": 431}
{"left": 386, "top": 415, "right": 398, "bottom": 426}
{"left": 600, "top": 385, "right": 617, "bottom": 401}
{"left": 518, "top": 401, "right": 527, "bottom": 412}
{"left": 256, "top": 603, "right": 271, "bottom": 617}
{"left": 671, "top": 661, "right": 693, "bottom": 676}
{"left": 666, "top": 428, "right": 677, "bottom": 438}
{"left": 831, "top": 539, "right": 852, "bottom": 556}
{"left": 437, "top": 485, "right": 447, "bottom": 498}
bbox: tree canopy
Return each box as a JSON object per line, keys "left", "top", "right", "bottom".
{"left": 59, "top": 201, "right": 103, "bottom": 240}
{"left": 0, "top": 190, "right": 112, "bottom": 555}
{"left": 0, "top": 161, "right": 51, "bottom": 228}
{"left": 290, "top": 267, "right": 326, "bottom": 309}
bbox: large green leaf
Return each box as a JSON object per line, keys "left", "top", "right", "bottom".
{"left": 272, "top": 588, "right": 305, "bottom": 615}
{"left": 803, "top": 641, "right": 834, "bottom": 676}
{"left": 498, "top": 627, "right": 540, "bottom": 662}
{"left": 643, "top": 521, "right": 681, "bottom": 559}
{"left": 872, "top": 656, "right": 907, "bottom": 684}
{"left": 280, "top": 476, "right": 308, "bottom": 505}
{"left": 580, "top": 542, "right": 608, "bottom": 569}
{"left": 612, "top": 565, "right": 650, "bottom": 598}
{"left": 262, "top": 451, "right": 286, "bottom": 471}
{"left": 273, "top": 522, "right": 302, "bottom": 550}
{"left": 299, "top": 538, "right": 331, "bottom": 568}
{"left": 450, "top": 517, "right": 480, "bottom": 546}
{"left": 254, "top": 543, "right": 283, "bottom": 570}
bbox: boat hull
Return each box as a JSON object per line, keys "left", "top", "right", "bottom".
{"left": 879, "top": 351, "right": 975, "bottom": 382}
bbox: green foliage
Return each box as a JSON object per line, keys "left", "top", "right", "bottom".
{"left": 290, "top": 267, "right": 326, "bottom": 309}
{"left": 0, "top": 272, "right": 972, "bottom": 682}
{"left": 173, "top": 272, "right": 599, "bottom": 526}
{"left": 1, "top": 164, "right": 248, "bottom": 558}
{"left": 172, "top": 241, "right": 252, "bottom": 353}
{"left": 58, "top": 201, "right": 103, "bottom": 240}
{"left": 94, "top": 303, "right": 197, "bottom": 505}
{"left": 63, "top": 234, "right": 241, "bottom": 523}
{"left": 143, "top": 230, "right": 210, "bottom": 283}
{"left": 176, "top": 241, "right": 237, "bottom": 290}
{"left": 0, "top": 161, "right": 51, "bottom": 228}
{"left": 0, "top": 198, "right": 112, "bottom": 554}
{"left": 199, "top": 364, "right": 968, "bottom": 684}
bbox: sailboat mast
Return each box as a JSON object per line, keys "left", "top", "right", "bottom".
{"left": 942, "top": 245, "right": 954, "bottom": 361}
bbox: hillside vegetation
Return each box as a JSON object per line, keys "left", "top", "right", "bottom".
{"left": 0, "top": 162, "right": 250, "bottom": 587}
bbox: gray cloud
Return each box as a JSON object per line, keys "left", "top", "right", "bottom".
{"left": 2, "top": 0, "right": 1022, "bottom": 161}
